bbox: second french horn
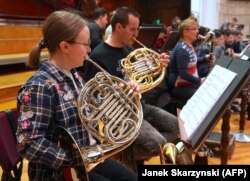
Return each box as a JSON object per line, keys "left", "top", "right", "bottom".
{"left": 121, "top": 38, "right": 166, "bottom": 93}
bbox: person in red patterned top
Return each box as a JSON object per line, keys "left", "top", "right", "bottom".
{"left": 167, "top": 18, "right": 205, "bottom": 108}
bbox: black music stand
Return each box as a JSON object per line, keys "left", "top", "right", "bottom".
{"left": 231, "top": 49, "right": 250, "bottom": 142}
{"left": 160, "top": 31, "right": 179, "bottom": 53}
{"left": 178, "top": 56, "right": 250, "bottom": 163}
{"left": 132, "top": 25, "right": 162, "bottom": 49}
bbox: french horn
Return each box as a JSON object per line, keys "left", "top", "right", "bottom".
{"left": 58, "top": 56, "right": 143, "bottom": 180}
{"left": 120, "top": 38, "right": 166, "bottom": 93}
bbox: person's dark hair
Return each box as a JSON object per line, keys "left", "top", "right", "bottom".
{"left": 93, "top": 7, "right": 107, "bottom": 20}
{"left": 222, "top": 28, "right": 233, "bottom": 36}
{"left": 110, "top": 6, "right": 140, "bottom": 30}
{"left": 171, "top": 16, "right": 181, "bottom": 30}
{"left": 232, "top": 29, "right": 241, "bottom": 36}
{"left": 213, "top": 29, "right": 222, "bottom": 38}
{"left": 27, "top": 9, "right": 87, "bottom": 68}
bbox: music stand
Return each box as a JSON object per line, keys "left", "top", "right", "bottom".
{"left": 132, "top": 25, "right": 162, "bottom": 49}
{"left": 178, "top": 56, "right": 250, "bottom": 151}
{"left": 231, "top": 49, "right": 250, "bottom": 142}
{"left": 160, "top": 31, "right": 179, "bottom": 53}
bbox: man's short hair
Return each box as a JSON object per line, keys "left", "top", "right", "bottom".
{"left": 93, "top": 7, "right": 107, "bottom": 20}
{"left": 110, "top": 7, "right": 140, "bottom": 30}
{"left": 222, "top": 29, "right": 233, "bottom": 36}
{"left": 213, "top": 29, "right": 222, "bottom": 38}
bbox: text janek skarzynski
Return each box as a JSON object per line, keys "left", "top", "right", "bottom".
{"left": 141, "top": 169, "right": 220, "bottom": 178}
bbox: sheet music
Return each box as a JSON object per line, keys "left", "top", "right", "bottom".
{"left": 241, "top": 54, "right": 249, "bottom": 61}
{"left": 179, "top": 65, "right": 237, "bottom": 139}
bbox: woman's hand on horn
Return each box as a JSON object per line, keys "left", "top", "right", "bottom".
{"left": 118, "top": 81, "right": 142, "bottom": 99}
{"left": 159, "top": 52, "right": 170, "bottom": 68}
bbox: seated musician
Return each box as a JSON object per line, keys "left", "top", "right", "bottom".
{"left": 212, "top": 29, "right": 225, "bottom": 60}
{"left": 167, "top": 18, "right": 205, "bottom": 108}
{"left": 84, "top": 7, "right": 179, "bottom": 168}
{"left": 232, "top": 29, "right": 247, "bottom": 58}
{"left": 16, "top": 9, "right": 137, "bottom": 181}
{"left": 222, "top": 29, "right": 235, "bottom": 57}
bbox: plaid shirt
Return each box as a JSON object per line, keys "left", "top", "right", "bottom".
{"left": 16, "top": 60, "right": 88, "bottom": 180}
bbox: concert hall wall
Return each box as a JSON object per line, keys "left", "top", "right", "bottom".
{"left": 0, "top": 0, "right": 190, "bottom": 26}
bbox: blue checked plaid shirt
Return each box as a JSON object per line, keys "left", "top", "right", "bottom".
{"left": 16, "top": 60, "right": 89, "bottom": 180}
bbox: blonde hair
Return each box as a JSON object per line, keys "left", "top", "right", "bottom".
{"left": 178, "top": 18, "right": 198, "bottom": 38}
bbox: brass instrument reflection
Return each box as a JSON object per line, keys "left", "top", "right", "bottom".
{"left": 160, "top": 141, "right": 193, "bottom": 165}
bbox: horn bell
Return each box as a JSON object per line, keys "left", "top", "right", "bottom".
{"left": 120, "top": 39, "right": 166, "bottom": 93}
{"left": 76, "top": 57, "right": 143, "bottom": 174}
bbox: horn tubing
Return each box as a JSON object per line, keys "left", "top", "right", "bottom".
{"left": 133, "top": 37, "right": 146, "bottom": 48}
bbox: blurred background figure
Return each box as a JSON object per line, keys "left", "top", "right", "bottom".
{"left": 167, "top": 16, "right": 181, "bottom": 33}
{"left": 88, "top": 7, "right": 108, "bottom": 50}
{"left": 232, "top": 29, "right": 246, "bottom": 58}
{"left": 220, "top": 17, "right": 238, "bottom": 31}
{"left": 212, "top": 29, "right": 225, "bottom": 60}
{"left": 165, "top": 16, "right": 181, "bottom": 42}
{"left": 222, "top": 29, "right": 235, "bottom": 57}
{"left": 153, "top": 24, "right": 168, "bottom": 51}
{"left": 104, "top": 10, "right": 116, "bottom": 40}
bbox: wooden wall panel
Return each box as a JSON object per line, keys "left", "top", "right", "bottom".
{"left": 0, "top": 0, "right": 190, "bottom": 25}
{"left": 0, "top": 25, "right": 42, "bottom": 54}
{"left": 140, "top": 0, "right": 191, "bottom": 25}
{"left": 0, "top": 0, "right": 53, "bottom": 18}
{"left": 0, "top": 25, "right": 42, "bottom": 39}
{"left": 101, "top": 0, "right": 190, "bottom": 26}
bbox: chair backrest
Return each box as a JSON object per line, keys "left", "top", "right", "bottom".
{"left": 0, "top": 108, "right": 21, "bottom": 172}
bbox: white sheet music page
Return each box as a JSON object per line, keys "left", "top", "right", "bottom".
{"left": 179, "top": 65, "right": 237, "bottom": 140}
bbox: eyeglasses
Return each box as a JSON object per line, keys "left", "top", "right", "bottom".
{"left": 67, "top": 40, "right": 91, "bottom": 48}
{"left": 185, "top": 28, "right": 198, "bottom": 31}
{"left": 71, "top": 42, "right": 90, "bottom": 47}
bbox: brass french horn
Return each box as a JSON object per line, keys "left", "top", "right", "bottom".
{"left": 58, "top": 56, "right": 143, "bottom": 180}
{"left": 78, "top": 56, "right": 143, "bottom": 148}
{"left": 120, "top": 38, "right": 166, "bottom": 93}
